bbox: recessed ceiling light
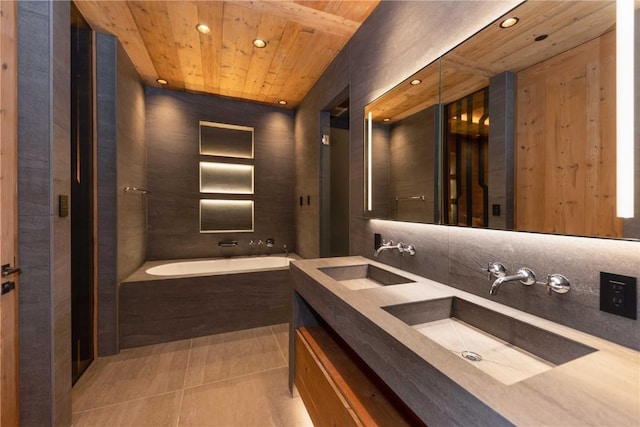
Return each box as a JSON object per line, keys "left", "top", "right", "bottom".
{"left": 156, "top": 78, "right": 168, "bottom": 85}
{"left": 278, "top": 100, "right": 287, "bottom": 105}
{"left": 253, "top": 39, "right": 267, "bottom": 48}
{"left": 535, "top": 34, "right": 548, "bottom": 42}
{"left": 383, "top": 118, "right": 391, "bottom": 122}
{"left": 410, "top": 79, "right": 422, "bottom": 86}
{"left": 196, "top": 23, "right": 211, "bottom": 34}
{"left": 499, "top": 17, "right": 519, "bottom": 29}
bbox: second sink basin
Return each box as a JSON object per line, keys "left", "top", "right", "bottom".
{"left": 319, "top": 264, "right": 416, "bottom": 290}
{"left": 383, "top": 297, "right": 597, "bottom": 384}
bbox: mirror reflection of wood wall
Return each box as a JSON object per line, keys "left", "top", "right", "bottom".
{"left": 516, "top": 30, "right": 622, "bottom": 237}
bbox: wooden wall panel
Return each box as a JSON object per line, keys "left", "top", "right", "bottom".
{"left": 0, "top": 0, "right": 19, "bottom": 424}
{"left": 516, "top": 31, "right": 622, "bottom": 237}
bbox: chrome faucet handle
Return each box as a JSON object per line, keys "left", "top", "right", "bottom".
{"left": 516, "top": 267, "right": 536, "bottom": 286}
{"left": 545, "top": 274, "right": 570, "bottom": 295}
{"left": 487, "top": 262, "right": 507, "bottom": 280}
{"left": 399, "top": 243, "right": 416, "bottom": 256}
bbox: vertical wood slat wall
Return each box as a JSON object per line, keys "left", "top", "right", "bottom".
{"left": 516, "top": 30, "right": 622, "bottom": 237}
{"left": 0, "top": 0, "right": 19, "bottom": 425}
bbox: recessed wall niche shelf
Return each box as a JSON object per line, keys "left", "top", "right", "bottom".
{"left": 198, "top": 121, "right": 255, "bottom": 233}
{"left": 199, "top": 162, "right": 254, "bottom": 194}
{"left": 199, "top": 121, "right": 254, "bottom": 158}
{"left": 200, "top": 200, "right": 254, "bottom": 233}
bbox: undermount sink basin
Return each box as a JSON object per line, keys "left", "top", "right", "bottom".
{"left": 382, "top": 297, "right": 597, "bottom": 385}
{"left": 319, "top": 264, "right": 416, "bottom": 290}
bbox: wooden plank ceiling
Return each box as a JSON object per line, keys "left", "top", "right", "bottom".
{"left": 75, "top": 0, "right": 380, "bottom": 108}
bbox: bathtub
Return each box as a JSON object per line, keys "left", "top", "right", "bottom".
{"left": 145, "top": 256, "right": 291, "bottom": 277}
{"left": 119, "top": 254, "right": 297, "bottom": 349}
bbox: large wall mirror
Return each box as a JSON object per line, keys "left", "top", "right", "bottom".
{"left": 365, "top": 1, "right": 639, "bottom": 239}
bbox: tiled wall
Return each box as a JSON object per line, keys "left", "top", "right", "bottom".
{"left": 297, "top": 0, "right": 640, "bottom": 349}
{"left": 145, "top": 88, "right": 295, "bottom": 260}
{"left": 116, "top": 44, "right": 147, "bottom": 281}
{"left": 17, "top": 1, "right": 72, "bottom": 424}
{"left": 294, "top": 49, "right": 350, "bottom": 259}
{"left": 96, "top": 34, "right": 146, "bottom": 356}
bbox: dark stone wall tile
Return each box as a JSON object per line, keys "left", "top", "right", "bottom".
{"left": 96, "top": 33, "right": 119, "bottom": 356}
{"left": 17, "top": 4, "right": 53, "bottom": 425}
{"left": 116, "top": 41, "right": 146, "bottom": 280}
{"left": 145, "top": 88, "right": 295, "bottom": 260}
{"left": 446, "top": 227, "right": 640, "bottom": 349}
{"left": 17, "top": 2, "right": 72, "bottom": 424}
{"left": 119, "top": 270, "right": 290, "bottom": 348}
{"left": 293, "top": 46, "right": 350, "bottom": 259}
{"left": 52, "top": 2, "right": 71, "bottom": 425}
{"left": 95, "top": 34, "right": 147, "bottom": 355}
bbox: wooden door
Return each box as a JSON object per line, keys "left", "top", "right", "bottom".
{"left": 0, "top": 1, "right": 20, "bottom": 425}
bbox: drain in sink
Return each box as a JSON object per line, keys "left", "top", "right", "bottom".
{"left": 461, "top": 351, "right": 483, "bottom": 362}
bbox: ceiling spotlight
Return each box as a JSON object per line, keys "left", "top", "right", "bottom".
{"left": 499, "top": 17, "right": 519, "bottom": 29}
{"left": 196, "top": 23, "right": 211, "bottom": 34}
{"left": 278, "top": 100, "right": 288, "bottom": 105}
{"left": 410, "top": 79, "right": 422, "bottom": 86}
{"left": 253, "top": 39, "right": 267, "bottom": 48}
{"left": 156, "top": 78, "right": 168, "bottom": 85}
{"left": 535, "top": 34, "right": 548, "bottom": 42}
{"left": 383, "top": 118, "right": 391, "bottom": 122}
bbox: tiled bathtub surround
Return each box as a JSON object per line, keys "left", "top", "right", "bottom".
{"left": 367, "top": 220, "right": 640, "bottom": 350}
{"left": 119, "top": 264, "right": 291, "bottom": 348}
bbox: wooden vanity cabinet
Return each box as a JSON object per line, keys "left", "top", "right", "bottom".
{"left": 294, "top": 326, "right": 425, "bottom": 427}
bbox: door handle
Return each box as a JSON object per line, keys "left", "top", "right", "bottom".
{"left": 1, "top": 264, "right": 21, "bottom": 277}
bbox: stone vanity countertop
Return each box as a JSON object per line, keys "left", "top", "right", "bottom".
{"left": 290, "top": 256, "right": 640, "bottom": 427}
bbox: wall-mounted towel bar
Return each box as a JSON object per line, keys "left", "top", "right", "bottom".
{"left": 395, "top": 195, "right": 425, "bottom": 202}
{"left": 124, "top": 186, "right": 149, "bottom": 194}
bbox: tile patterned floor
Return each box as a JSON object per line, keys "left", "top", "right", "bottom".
{"left": 72, "top": 324, "right": 313, "bottom": 427}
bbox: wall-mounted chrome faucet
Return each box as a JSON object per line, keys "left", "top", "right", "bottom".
{"left": 490, "top": 267, "right": 536, "bottom": 296}
{"left": 374, "top": 240, "right": 416, "bottom": 257}
{"left": 487, "top": 262, "right": 571, "bottom": 296}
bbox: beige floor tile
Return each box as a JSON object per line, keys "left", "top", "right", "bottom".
{"left": 72, "top": 391, "right": 182, "bottom": 427}
{"left": 271, "top": 323, "right": 290, "bottom": 364}
{"left": 178, "top": 367, "right": 313, "bottom": 427}
{"left": 72, "top": 325, "right": 311, "bottom": 426}
{"left": 184, "top": 326, "right": 286, "bottom": 388}
{"left": 72, "top": 339, "right": 191, "bottom": 412}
